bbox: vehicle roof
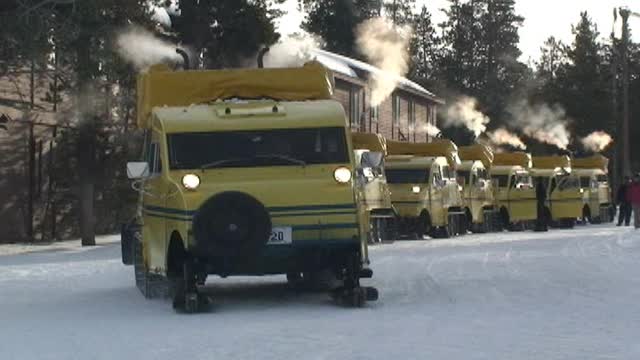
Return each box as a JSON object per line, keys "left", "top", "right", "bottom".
{"left": 458, "top": 143, "right": 494, "bottom": 168}
{"left": 571, "top": 154, "right": 609, "bottom": 173}
{"left": 386, "top": 139, "right": 461, "bottom": 167}
{"left": 137, "top": 62, "right": 334, "bottom": 129}
{"left": 351, "top": 132, "right": 387, "bottom": 154}
{"left": 386, "top": 155, "right": 446, "bottom": 169}
{"left": 152, "top": 100, "right": 347, "bottom": 133}
{"left": 532, "top": 155, "right": 571, "bottom": 173}
{"left": 493, "top": 152, "right": 532, "bottom": 169}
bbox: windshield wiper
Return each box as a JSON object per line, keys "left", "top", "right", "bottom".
{"left": 200, "top": 157, "right": 250, "bottom": 170}
{"left": 199, "top": 154, "right": 306, "bottom": 171}
{"left": 255, "top": 153, "right": 306, "bottom": 166}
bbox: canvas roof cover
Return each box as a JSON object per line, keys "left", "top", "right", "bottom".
{"left": 387, "top": 139, "right": 461, "bottom": 167}
{"left": 351, "top": 132, "right": 387, "bottom": 154}
{"left": 137, "top": 61, "right": 335, "bottom": 129}
{"left": 532, "top": 155, "right": 571, "bottom": 171}
{"left": 493, "top": 152, "right": 532, "bottom": 169}
{"left": 459, "top": 144, "right": 494, "bottom": 168}
{"left": 572, "top": 155, "right": 609, "bottom": 172}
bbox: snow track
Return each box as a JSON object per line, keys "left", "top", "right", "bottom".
{"left": 1, "top": 225, "right": 639, "bottom": 359}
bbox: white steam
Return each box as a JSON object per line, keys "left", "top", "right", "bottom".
{"left": 115, "top": 26, "right": 182, "bottom": 71}
{"left": 262, "top": 33, "right": 323, "bottom": 68}
{"left": 413, "top": 122, "right": 442, "bottom": 137}
{"left": 443, "top": 96, "right": 490, "bottom": 137}
{"left": 507, "top": 100, "right": 571, "bottom": 150}
{"left": 356, "top": 17, "right": 413, "bottom": 106}
{"left": 487, "top": 128, "right": 527, "bottom": 150}
{"left": 581, "top": 131, "right": 613, "bottom": 152}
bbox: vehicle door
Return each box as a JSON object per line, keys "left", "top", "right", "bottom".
{"left": 141, "top": 130, "right": 169, "bottom": 272}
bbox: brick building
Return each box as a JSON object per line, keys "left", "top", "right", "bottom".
{"left": 312, "top": 49, "right": 443, "bottom": 142}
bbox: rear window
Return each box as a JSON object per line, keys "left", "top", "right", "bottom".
{"left": 167, "top": 127, "right": 349, "bottom": 170}
{"left": 579, "top": 177, "right": 591, "bottom": 188}
{"left": 386, "top": 169, "right": 430, "bottom": 184}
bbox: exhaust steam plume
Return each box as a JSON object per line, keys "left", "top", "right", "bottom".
{"left": 412, "top": 122, "right": 442, "bottom": 138}
{"left": 487, "top": 128, "right": 527, "bottom": 150}
{"left": 443, "top": 96, "right": 490, "bottom": 137}
{"left": 356, "top": 17, "right": 413, "bottom": 106}
{"left": 262, "top": 33, "right": 323, "bottom": 68}
{"left": 581, "top": 131, "right": 613, "bottom": 152}
{"left": 115, "top": 26, "right": 183, "bottom": 71}
{"left": 507, "top": 100, "right": 571, "bottom": 150}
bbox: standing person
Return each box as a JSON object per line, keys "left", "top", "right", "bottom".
{"left": 535, "top": 177, "right": 548, "bottom": 232}
{"left": 628, "top": 173, "right": 640, "bottom": 229}
{"left": 617, "top": 176, "right": 632, "bottom": 226}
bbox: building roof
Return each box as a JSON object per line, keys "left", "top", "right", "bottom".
{"left": 310, "top": 49, "right": 444, "bottom": 104}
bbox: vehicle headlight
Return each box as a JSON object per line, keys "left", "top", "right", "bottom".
{"left": 412, "top": 186, "right": 421, "bottom": 193}
{"left": 580, "top": 188, "right": 584, "bottom": 194}
{"left": 334, "top": 167, "right": 352, "bottom": 184}
{"left": 182, "top": 173, "right": 201, "bottom": 190}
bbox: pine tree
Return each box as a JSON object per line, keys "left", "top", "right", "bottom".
{"left": 383, "top": 0, "right": 415, "bottom": 26}
{"left": 410, "top": 5, "right": 440, "bottom": 89}
{"left": 301, "top": 0, "right": 379, "bottom": 58}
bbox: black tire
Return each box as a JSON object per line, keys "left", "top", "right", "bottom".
{"left": 192, "top": 192, "right": 271, "bottom": 272}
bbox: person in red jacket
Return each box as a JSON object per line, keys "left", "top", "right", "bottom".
{"left": 628, "top": 173, "right": 640, "bottom": 229}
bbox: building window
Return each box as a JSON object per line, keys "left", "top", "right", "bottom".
{"left": 392, "top": 95, "right": 400, "bottom": 125}
{"left": 370, "top": 105, "right": 379, "bottom": 123}
{"left": 409, "top": 101, "right": 416, "bottom": 142}
{"left": 350, "top": 89, "right": 361, "bottom": 128}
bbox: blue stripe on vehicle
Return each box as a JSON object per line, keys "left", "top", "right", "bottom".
{"left": 144, "top": 205, "right": 195, "bottom": 216}
{"left": 292, "top": 223, "right": 358, "bottom": 231}
{"left": 143, "top": 203, "right": 356, "bottom": 216}
{"left": 270, "top": 210, "right": 357, "bottom": 218}
{"left": 267, "top": 204, "right": 356, "bottom": 212}
{"left": 144, "top": 211, "right": 192, "bottom": 222}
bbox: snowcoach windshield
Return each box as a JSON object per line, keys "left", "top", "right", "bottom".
{"left": 167, "top": 127, "right": 349, "bottom": 170}
{"left": 385, "top": 169, "right": 430, "bottom": 184}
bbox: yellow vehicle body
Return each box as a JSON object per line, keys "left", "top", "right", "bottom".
{"left": 123, "top": 63, "right": 378, "bottom": 308}
{"left": 458, "top": 144, "right": 497, "bottom": 231}
{"left": 531, "top": 156, "right": 583, "bottom": 226}
{"left": 571, "top": 155, "right": 614, "bottom": 223}
{"left": 351, "top": 132, "right": 394, "bottom": 243}
{"left": 457, "top": 160, "right": 496, "bottom": 231}
{"left": 491, "top": 152, "right": 537, "bottom": 227}
{"left": 385, "top": 155, "right": 465, "bottom": 238}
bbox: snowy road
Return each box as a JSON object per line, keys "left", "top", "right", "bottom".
{"left": 1, "top": 225, "right": 640, "bottom": 360}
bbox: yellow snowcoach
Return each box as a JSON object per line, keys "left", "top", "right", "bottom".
{"left": 120, "top": 60, "right": 378, "bottom": 312}
{"left": 458, "top": 144, "right": 497, "bottom": 232}
{"left": 531, "top": 155, "right": 583, "bottom": 228}
{"left": 491, "top": 152, "right": 537, "bottom": 230}
{"left": 351, "top": 132, "right": 395, "bottom": 243}
{"left": 571, "top": 155, "right": 614, "bottom": 223}
{"left": 384, "top": 139, "right": 466, "bottom": 238}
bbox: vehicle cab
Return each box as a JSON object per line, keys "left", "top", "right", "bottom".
{"left": 351, "top": 132, "right": 395, "bottom": 243}
{"left": 570, "top": 155, "right": 613, "bottom": 223}
{"left": 531, "top": 155, "right": 583, "bottom": 228}
{"left": 121, "top": 62, "right": 378, "bottom": 311}
{"left": 458, "top": 144, "right": 497, "bottom": 232}
{"left": 491, "top": 152, "right": 537, "bottom": 229}
{"left": 385, "top": 140, "right": 465, "bottom": 238}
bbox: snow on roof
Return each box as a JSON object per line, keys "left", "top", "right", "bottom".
{"left": 310, "top": 48, "right": 440, "bottom": 102}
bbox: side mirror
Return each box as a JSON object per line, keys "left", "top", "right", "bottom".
{"left": 127, "top": 162, "right": 150, "bottom": 179}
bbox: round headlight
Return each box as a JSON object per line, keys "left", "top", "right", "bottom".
{"left": 412, "top": 186, "right": 421, "bottom": 193}
{"left": 334, "top": 167, "right": 352, "bottom": 184}
{"left": 182, "top": 173, "right": 200, "bottom": 190}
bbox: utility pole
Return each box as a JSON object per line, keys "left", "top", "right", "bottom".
{"left": 619, "top": 8, "right": 631, "bottom": 177}
{"left": 611, "top": 9, "right": 619, "bottom": 188}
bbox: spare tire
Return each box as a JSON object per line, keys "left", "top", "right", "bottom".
{"left": 192, "top": 192, "right": 271, "bottom": 265}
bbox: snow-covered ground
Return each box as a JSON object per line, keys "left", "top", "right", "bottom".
{"left": 1, "top": 225, "right": 639, "bottom": 360}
